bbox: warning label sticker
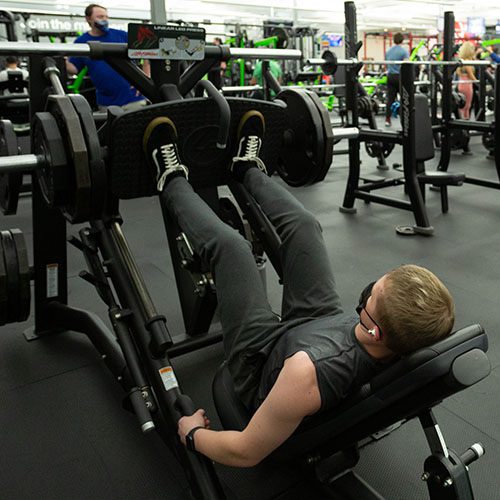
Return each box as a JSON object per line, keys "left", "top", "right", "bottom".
{"left": 46, "top": 263, "right": 58, "bottom": 298}
{"left": 159, "top": 366, "right": 179, "bottom": 391}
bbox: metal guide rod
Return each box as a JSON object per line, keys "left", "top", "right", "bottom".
{"left": 230, "top": 48, "right": 301, "bottom": 60}
{"left": 308, "top": 57, "right": 493, "bottom": 67}
{"left": 0, "top": 154, "right": 40, "bottom": 172}
{"left": 0, "top": 41, "right": 301, "bottom": 60}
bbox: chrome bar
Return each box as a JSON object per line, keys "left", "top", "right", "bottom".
{"left": 0, "top": 154, "right": 40, "bottom": 172}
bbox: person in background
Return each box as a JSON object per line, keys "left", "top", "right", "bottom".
{"left": 0, "top": 56, "right": 29, "bottom": 95}
{"left": 456, "top": 41, "right": 476, "bottom": 120}
{"left": 486, "top": 45, "right": 500, "bottom": 64}
{"left": 66, "top": 4, "right": 149, "bottom": 111}
{"left": 384, "top": 32, "right": 409, "bottom": 127}
{"left": 207, "top": 38, "right": 227, "bottom": 90}
{"left": 250, "top": 59, "right": 282, "bottom": 99}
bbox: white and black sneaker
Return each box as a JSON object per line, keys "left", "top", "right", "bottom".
{"left": 143, "top": 117, "right": 189, "bottom": 192}
{"left": 231, "top": 110, "right": 267, "bottom": 181}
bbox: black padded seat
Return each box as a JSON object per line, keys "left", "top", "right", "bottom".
{"left": 414, "top": 94, "right": 465, "bottom": 213}
{"left": 213, "top": 324, "right": 489, "bottom": 462}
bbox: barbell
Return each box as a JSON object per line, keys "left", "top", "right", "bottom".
{"left": 308, "top": 50, "right": 494, "bottom": 76}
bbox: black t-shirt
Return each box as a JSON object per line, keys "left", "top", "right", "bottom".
{"left": 253, "top": 313, "right": 387, "bottom": 412}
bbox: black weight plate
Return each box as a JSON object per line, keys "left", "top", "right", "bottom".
{"left": 303, "top": 90, "right": 334, "bottom": 182}
{"left": 46, "top": 95, "right": 92, "bottom": 223}
{"left": 0, "top": 120, "right": 22, "bottom": 215}
{"left": 0, "top": 236, "right": 7, "bottom": 326}
{"left": 276, "top": 89, "right": 326, "bottom": 187}
{"left": 482, "top": 131, "right": 495, "bottom": 153}
{"left": 270, "top": 27, "right": 289, "bottom": 49}
{"left": 10, "top": 229, "right": 30, "bottom": 322}
{"left": 33, "top": 112, "right": 70, "bottom": 208}
{"left": 68, "top": 94, "right": 106, "bottom": 220}
{"left": 1, "top": 230, "right": 19, "bottom": 324}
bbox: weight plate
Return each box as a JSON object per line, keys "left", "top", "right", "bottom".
{"left": 303, "top": 90, "right": 334, "bottom": 183}
{"left": 276, "top": 89, "right": 327, "bottom": 187}
{"left": 33, "top": 112, "right": 70, "bottom": 208}
{"left": 10, "top": 229, "right": 30, "bottom": 323}
{"left": 0, "top": 235, "right": 7, "bottom": 326}
{"left": 68, "top": 94, "right": 106, "bottom": 220}
{"left": 365, "top": 140, "right": 395, "bottom": 159}
{"left": 270, "top": 27, "right": 289, "bottom": 49}
{"left": 46, "top": 95, "right": 92, "bottom": 223}
{"left": 0, "top": 120, "right": 22, "bottom": 215}
{"left": 1, "top": 230, "right": 20, "bottom": 324}
{"left": 482, "top": 131, "right": 495, "bottom": 153}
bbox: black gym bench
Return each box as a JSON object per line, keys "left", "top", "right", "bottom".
{"left": 213, "top": 324, "right": 490, "bottom": 499}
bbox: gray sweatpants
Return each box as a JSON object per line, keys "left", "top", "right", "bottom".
{"left": 161, "top": 168, "right": 342, "bottom": 403}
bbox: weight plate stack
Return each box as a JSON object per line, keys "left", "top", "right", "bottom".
{"left": 275, "top": 89, "right": 327, "bottom": 187}
{"left": 0, "top": 120, "right": 22, "bottom": 215}
{"left": 0, "top": 229, "right": 31, "bottom": 326}
{"left": 68, "top": 94, "right": 107, "bottom": 220}
{"left": 45, "top": 95, "right": 92, "bottom": 223}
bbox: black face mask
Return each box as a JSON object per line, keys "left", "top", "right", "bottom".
{"left": 356, "top": 281, "right": 376, "bottom": 316}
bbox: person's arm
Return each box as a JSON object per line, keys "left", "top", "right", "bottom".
{"left": 487, "top": 47, "right": 500, "bottom": 63}
{"left": 178, "top": 351, "right": 321, "bottom": 467}
{"left": 142, "top": 59, "right": 151, "bottom": 77}
{"left": 66, "top": 59, "right": 80, "bottom": 75}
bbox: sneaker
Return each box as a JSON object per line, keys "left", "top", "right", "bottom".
{"left": 143, "top": 117, "right": 189, "bottom": 192}
{"left": 231, "top": 110, "right": 267, "bottom": 175}
{"left": 385, "top": 119, "right": 391, "bottom": 127}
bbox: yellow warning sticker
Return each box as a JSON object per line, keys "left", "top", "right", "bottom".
{"left": 159, "top": 366, "right": 179, "bottom": 391}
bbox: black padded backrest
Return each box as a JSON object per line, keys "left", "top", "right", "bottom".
{"left": 0, "top": 71, "right": 28, "bottom": 94}
{"left": 414, "top": 94, "right": 434, "bottom": 162}
{"left": 213, "top": 324, "right": 490, "bottom": 461}
{"left": 108, "top": 98, "right": 286, "bottom": 199}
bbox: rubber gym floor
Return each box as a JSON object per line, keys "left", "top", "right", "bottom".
{"left": 1, "top": 131, "right": 499, "bottom": 499}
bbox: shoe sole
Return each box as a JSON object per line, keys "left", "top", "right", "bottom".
{"left": 142, "top": 116, "right": 178, "bottom": 154}
{"left": 237, "top": 110, "right": 265, "bottom": 140}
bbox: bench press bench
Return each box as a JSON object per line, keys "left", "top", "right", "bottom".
{"left": 213, "top": 324, "right": 490, "bottom": 499}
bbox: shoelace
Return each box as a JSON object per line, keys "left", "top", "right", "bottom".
{"left": 157, "top": 144, "right": 188, "bottom": 191}
{"left": 232, "top": 136, "right": 267, "bottom": 174}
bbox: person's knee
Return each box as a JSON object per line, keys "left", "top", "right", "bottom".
{"left": 286, "top": 209, "right": 322, "bottom": 237}
{"left": 201, "top": 227, "right": 251, "bottom": 260}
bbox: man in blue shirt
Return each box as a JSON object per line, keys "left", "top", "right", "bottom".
{"left": 66, "top": 4, "right": 149, "bottom": 110}
{"left": 486, "top": 45, "right": 500, "bottom": 64}
{"left": 384, "top": 33, "right": 409, "bottom": 127}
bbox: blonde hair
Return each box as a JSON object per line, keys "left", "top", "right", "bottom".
{"left": 377, "top": 265, "right": 455, "bottom": 355}
{"left": 458, "top": 41, "right": 475, "bottom": 61}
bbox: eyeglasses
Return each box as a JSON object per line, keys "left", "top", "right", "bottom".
{"left": 356, "top": 281, "right": 383, "bottom": 339}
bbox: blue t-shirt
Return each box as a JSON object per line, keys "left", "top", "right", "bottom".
{"left": 490, "top": 51, "right": 500, "bottom": 64}
{"left": 69, "top": 28, "right": 144, "bottom": 107}
{"left": 385, "top": 45, "right": 409, "bottom": 74}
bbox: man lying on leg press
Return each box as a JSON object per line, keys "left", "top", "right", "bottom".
{"left": 142, "top": 110, "right": 455, "bottom": 468}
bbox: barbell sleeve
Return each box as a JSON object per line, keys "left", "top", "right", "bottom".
{"left": 332, "top": 127, "right": 359, "bottom": 141}
{"left": 0, "top": 154, "right": 41, "bottom": 173}
{"left": 229, "top": 48, "right": 302, "bottom": 60}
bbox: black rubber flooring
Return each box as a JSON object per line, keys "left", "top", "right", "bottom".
{"left": 1, "top": 131, "right": 500, "bottom": 499}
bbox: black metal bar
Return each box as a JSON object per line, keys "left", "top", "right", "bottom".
{"left": 464, "top": 178, "right": 500, "bottom": 189}
{"left": 340, "top": 1, "right": 361, "bottom": 212}
{"left": 357, "top": 178, "right": 404, "bottom": 191}
{"left": 438, "top": 11, "right": 454, "bottom": 172}
{"left": 354, "top": 191, "right": 414, "bottom": 211}
{"left": 477, "top": 66, "right": 486, "bottom": 122}
{"left": 494, "top": 65, "right": 500, "bottom": 176}
{"left": 400, "top": 63, "right": 432, "bottom": 231}
{"left": 228, "top": 180, "right": 283, "bottom": 280}
{"left": 46, "top": 301, "right": 132, "bottom": 387}
{"left": 263, "top": 63, "right": 282, "bottom": 96}
{"left": 167, "top": 330, "right": 224, "bottom": 358}
{"left": 359, "top": 130, "right": 402, "bottom": 143}
{"left": 93, "top": 217, "right": 225, "bottom": 499}
{"left": 449, "top": 120, "right": 492, "bottom": 132}
{"left": 105, "top": 56, "right": 162, "bottom": 103}
{"left": 179, "top": 59, "right": 221, "bottom": 97}
{"left": 29, "top": 54, "right": 69, "bottom": 336}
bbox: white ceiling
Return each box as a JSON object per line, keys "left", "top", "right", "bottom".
{"left": 3, "top": 0, "right": 500, "bottom": 33}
